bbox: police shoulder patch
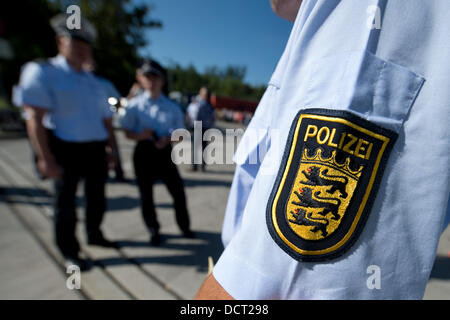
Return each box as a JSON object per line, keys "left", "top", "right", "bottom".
{"left": 266, "top": 109, "right": 397, "bottom": 262}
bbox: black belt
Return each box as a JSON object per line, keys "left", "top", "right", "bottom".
{"left": 52, "top": 135, "right": 107, "bottom": 147}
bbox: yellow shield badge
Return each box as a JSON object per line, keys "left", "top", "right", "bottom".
{"left": 267, "top": 109, "right": 397, "bottom": 262}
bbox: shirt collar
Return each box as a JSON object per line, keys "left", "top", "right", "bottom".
{"left": 54, "top": 54, "right": 86, "bottom": 74}
{"left": 143, "top": 90, "right": 164, "bottom": 103}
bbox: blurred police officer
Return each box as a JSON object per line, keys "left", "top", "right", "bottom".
{"left": 83, "top": 59, "right": 126, "bottom": 182}
{"left": 197, "top": 0, "right": 450, "bottom": 299}
{"left": 186, "top": 86, "right": 215, "bottom": 171}
{"left": 120, "top": 59, "right": 194, "bottom": 245}
{"left": 14, "top": 14, "right": 116, "bottom": 270}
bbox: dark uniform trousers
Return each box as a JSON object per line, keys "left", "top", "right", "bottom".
{"left": 190, "top": 127, "right": 209, "bottom": 171}
{"left": 51, "top": 135, "right": 108, "bottom": 257}
{"left": 133, "top": 140, "right": 190, "bottom": 234}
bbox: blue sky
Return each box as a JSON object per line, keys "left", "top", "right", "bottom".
{"left": 136, "top": 0, "right": 293, "bottom": 86}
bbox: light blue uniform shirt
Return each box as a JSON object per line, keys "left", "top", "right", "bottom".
{"left": 120, "top": 91, "right": 185, "bottom": 138}
{"left": 97, "top": 76, "right": 121, "bottom": 99}
{"left": 214, "top": 0, "right": 450, "bottom": 299}
{"left": 13, "top": 55, "right": 112, "bottom": 142}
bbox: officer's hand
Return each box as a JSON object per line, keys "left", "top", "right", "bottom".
{"left": 106, "top": 147, "right": 117, "bottom": 170}
{"left": 37, "top": 158, "right": 62, "bottom": 179}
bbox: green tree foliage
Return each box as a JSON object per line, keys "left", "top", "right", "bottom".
{"left": 74, "top": 0, "right": 162, "bottom": 95}
{"left": 169, "top": 64, "right": 266, "bottom": 101}
{"left": 0, "top": 0, "right": 161, "bottom": 100}
{"left": 0, "top": 0, "right": 58, "bottom": 104}
{"left": 1, "top": 0, "right": 264, "bottom": 105}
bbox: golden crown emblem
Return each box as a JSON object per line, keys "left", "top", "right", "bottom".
{"left": 302, "top": 148, "right": 364, "bottom": 178}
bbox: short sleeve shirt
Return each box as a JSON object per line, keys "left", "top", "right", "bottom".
{"left": 13, "top": 55, "right": 112, "bottom": 142}
{"left": 214, "top": 0, "right": 450, "bottom": 300}
{"left": 120, "top": 91, "right": 185, "bottom": 138}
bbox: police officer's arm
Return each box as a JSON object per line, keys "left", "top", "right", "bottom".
{"left": 120, "top": 105, "right": 155, "bottom": 141}
{"left": 103, "top": 117, "right": 115, "bottom": 148}
{"left": 103, "top": 117, "right": 118, "bottom": 168}
{"left": 195, "top": 273, "right": 234, "bottom": 300}
{"left": 270, "top": 0, "right": 302, "bottom": 22}
{"left": 23, "top": 105, "right": 61, "bottom": 178}
{"left": 154, "top": 103, "right": 183, "bottom": 149}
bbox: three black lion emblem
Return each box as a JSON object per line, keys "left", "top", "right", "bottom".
{"left": 289, "top": 165, "right": 349, "bottom": 237}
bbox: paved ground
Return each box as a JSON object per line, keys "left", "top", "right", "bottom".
{"left": 0, "top": 127, "right": 448, "bottom": 300}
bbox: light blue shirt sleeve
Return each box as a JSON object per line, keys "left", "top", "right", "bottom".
{"left": 15, "top": 62, "right": 53, "bottom": 110}
{"left": 103, "top": 103, "right": 114, "bottom": 120}
{"left": 186, "top": 102, "right": 198, "bottom": 120}
{"left": 97, "top": 84, "right": 114, "bottom": 120}
{"left": 101, "top": 78, "right": 121, "bottom": 99}
{"left": 95, "top": 76, "right": 117, "bottom": 120}
{"left": 221, "top": 85, "right": 278, "bottom": 247}
{"left": 213, "top": 0, "right": 450, "bottom": 300}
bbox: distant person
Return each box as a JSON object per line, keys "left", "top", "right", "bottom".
{"left": 13, "top": 14, "right": 116, "bottom": 270}
{"left": 120, "top": 59, "right": 194, "bottom": 245}
{"left": 186, "top": 86, "right": 215, "bottom": 171}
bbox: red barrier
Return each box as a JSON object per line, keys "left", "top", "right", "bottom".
{"left": 210, "top": 94, "right": 259, "bottom": 114}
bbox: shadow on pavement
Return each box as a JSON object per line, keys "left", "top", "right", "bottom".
{"left": 106, "top": 196, "right": 139, "bottom": 211}
{"left": 186, "top": 169, "right": 235, "bottom": 176}
{"left": 110, "top": 176, "right": 232, "bottom": 188}
{"left": 182, "top": 178, "right": 231, "bottom": 188}
{"left": 96, "top": 231, "right": 224, "bottom": 273}
{"left": 0, "top": 186, "right": 53, "bottom": 206}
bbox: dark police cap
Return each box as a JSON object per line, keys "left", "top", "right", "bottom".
{"left": 138, "top": 59, "right": 167, "bottom": 79}
{"left": 50, "top": 13, "right": 97, "bottom": 45}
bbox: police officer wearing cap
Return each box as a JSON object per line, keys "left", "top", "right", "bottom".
{"left": 120, "top": 59, "right": 194, "bottom": 245}
{"left": 14, "top": 14, "right": 116, "bottom": 269}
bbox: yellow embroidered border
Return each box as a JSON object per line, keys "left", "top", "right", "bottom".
{"left": 271, "top": 114, "right": 390, "bottom": 255}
